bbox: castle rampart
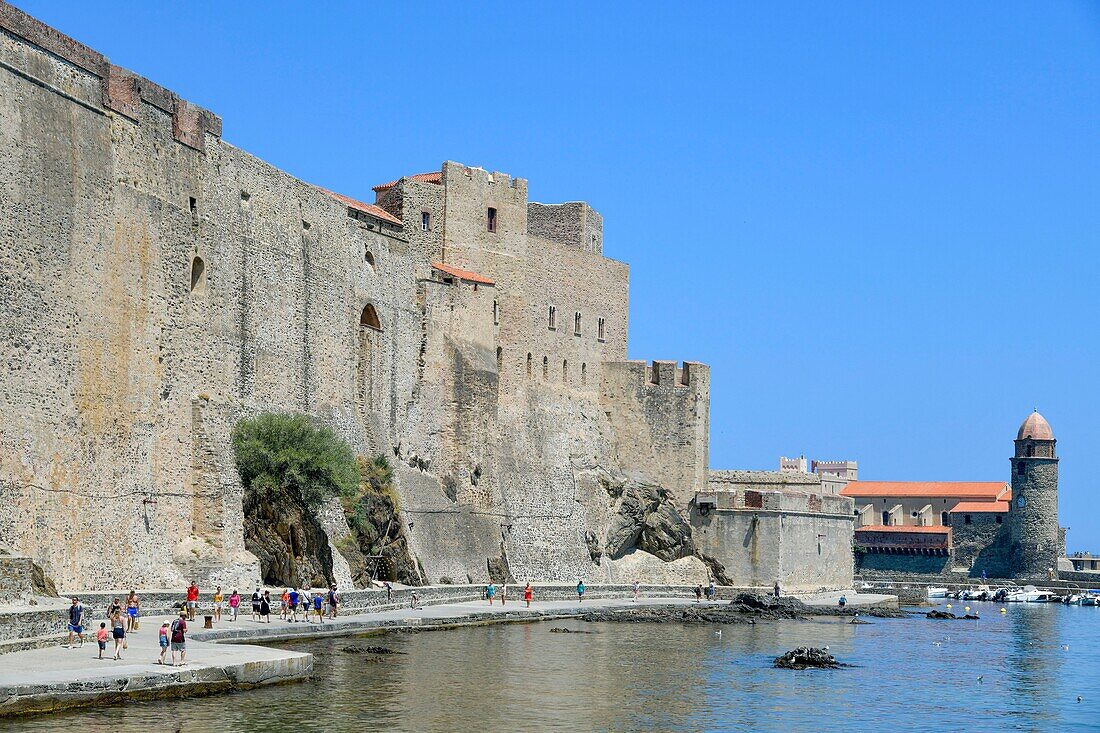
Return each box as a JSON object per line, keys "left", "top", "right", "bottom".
{"left": 0, "top": 2, "right": 857, "bottom": 594}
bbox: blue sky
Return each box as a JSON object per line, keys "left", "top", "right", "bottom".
{"left": 19, "top": 2, "right": 1100, "bottom": 550}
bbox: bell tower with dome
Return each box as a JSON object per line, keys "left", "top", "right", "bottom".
{"left": 1008, "top": 411, "right": 1062, "bottom": 577}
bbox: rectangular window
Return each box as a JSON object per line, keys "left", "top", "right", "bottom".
{"left": 548, "top": 305, "right": 556, "bottom": 330}
{"left": 574, "top": 312, "right": 581, "bottom": 336}
{"left": 421, "top": 212, "right": 430, "bottom": 232}
{"left": 487, "top": 207, "right": 497, "bottom": 233}
{"left": 597, "top": 317, "right": 606, "bottom": 342}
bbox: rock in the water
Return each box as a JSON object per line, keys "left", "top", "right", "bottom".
{"left": 774, "top": 647, "right": 840, "bottom": 669}
{"left": 849, "top": 618, "right": 871, "bottom": 625}
{"left": 342, "top": 645, "right": 403, "bottom": 654}
{"left": 926, "top": 610, "right": 957, "bottom": 619}
{"left": 549, "top": 627, "right": 596, "bottom": 634}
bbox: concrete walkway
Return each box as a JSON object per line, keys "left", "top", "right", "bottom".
{"left": 0, "top": 591, "right": 895, "bottom": 717}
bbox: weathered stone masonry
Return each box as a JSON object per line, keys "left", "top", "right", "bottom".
{"left": 0, "top": 3, "right": 852, "bottom": 592}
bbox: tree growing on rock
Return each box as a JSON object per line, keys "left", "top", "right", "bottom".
{"left": 232, "top": 413, "right": 359, "bottom": 587}
{"left": 232, "top": 413, "right": 360, "bottom": 508}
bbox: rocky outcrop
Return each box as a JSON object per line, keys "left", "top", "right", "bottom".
{"left": 774, "top": 647, "right": 840, "bottom": 669}
{"left": 340, "top": 489, "right": 421, "bottom": 587}
{"left": 243, "top": 484, "right": 334, "bottom": 588}
{"left": 486, "top": 549, "right": 516, "bottom": 585}
{"left": 337, "top": 457, "right": 422, "bottom": 587}
{"left": 605, "top": 483, "right": 693, "bottom": 561}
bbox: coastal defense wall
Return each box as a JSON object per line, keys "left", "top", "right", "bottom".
{"left": 0, "top": 5, "right": 423, "bottom": 589}
{"left": 600, "top": 362, "right": 710, "bottom": 506}
{"left": 691, "top": 475, "right": 854, "bottom": 590}
{"left": 0, "top": 3, "right": 845, "bottom": 594}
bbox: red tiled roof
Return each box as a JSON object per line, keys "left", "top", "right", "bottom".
{"left": 315, "top": 187, "right": 403, "bottom": 225}
{"left": 856, "top": 525, "right": 951, "bottom": 534}
{"left": 372, "top": 171, "right": 442, "bottom": 192}
{"left": 951, "top": 501, "right": 1010, "bottom": 513}
{"left": 842, "top": 481, "right": 1009, "bottom": 500}
{"left": 432, "top": 261, "right": 495, "bottom": 286}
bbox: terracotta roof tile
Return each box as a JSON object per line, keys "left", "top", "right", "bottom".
{"left": 950, "top": 501, "right": 1010, "bottom": 513}
{"left": 856, "top": 525, "right": 951, "bottom": 533}
{"left": 372, "top": 171, "right": 442, "bottom": 192}
{"left": 432, "top": 261, "right": 495, "bottom": 286}
{"left": 841, "top": 481, "right": 1009, "bottom": 500}
{"left": 315, "top": 187, "right": 403, "bottom": 225}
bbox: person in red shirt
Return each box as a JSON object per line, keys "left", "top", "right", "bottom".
{"left": 186, "top": 581, "right": 200, "bottom": 621}
{"left": 523, "top": 583, "right": 533, "bottom": 608}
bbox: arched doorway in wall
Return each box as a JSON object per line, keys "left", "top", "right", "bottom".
{"left": 358, "top": 303, "right": 382, "bottom": 413}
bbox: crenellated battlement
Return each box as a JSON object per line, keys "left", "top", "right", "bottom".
{"left": 0, "top": 0, "right": 221, "bottom": 151}
{"left": 640, "top": 360, "right": 709, "bottom": 389}
{"left": 442, "top": 161, "right": 528, "bottom": 200}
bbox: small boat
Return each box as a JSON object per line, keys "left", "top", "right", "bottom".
{"left": 1082, "top": 592, "right": 1100, "bottom": 606}
{"left": 1031, "top": 592, "right": 1057, "bottom": 603}
{"left": 927, "top": 586, "right": 949, "bottom": 599}
{"left": 1063, "top": 594, "right": 1082, "bottom": 605}
{"left": 1006, "top": 585, "right": 1045, "bottom": 602}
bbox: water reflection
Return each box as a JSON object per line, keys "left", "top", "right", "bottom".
{"left": 7, "top": 604, "right": 1099, "bottom": 733}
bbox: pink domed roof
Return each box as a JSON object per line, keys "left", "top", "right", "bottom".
{"left": 1017, "top": 411, "right": 1054, "bottom": 441}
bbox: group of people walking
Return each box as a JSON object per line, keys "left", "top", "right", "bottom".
{"left": 483, "top": 582, "right": 538, "bottom": 607}
{"left": 65, "top": 593, "right": 189, "bottom": 666}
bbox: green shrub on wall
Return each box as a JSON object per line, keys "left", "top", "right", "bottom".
{"left": 232, "top": 413, "right": 359, "bottom": 508}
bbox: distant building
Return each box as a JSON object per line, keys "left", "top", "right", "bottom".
{"left": 843, "top": 411, "right": 1063, "bottom": 580}
{"left": 779, "top": 456, "right": 808, "bottom": 473}
{"left": 779, "top": 456, "right": 857, "bottom": 495}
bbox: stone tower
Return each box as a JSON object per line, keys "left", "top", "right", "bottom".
{"left": 1008, "top": 411, "right": 1061, "bottom": 577}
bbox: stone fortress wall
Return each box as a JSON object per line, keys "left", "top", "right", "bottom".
{"left": 0, "top": 2, "right": 851, "bottom": 594}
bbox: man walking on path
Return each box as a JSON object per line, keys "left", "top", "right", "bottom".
{"left": 328, "top": 586, "right": 339, "bottom": 619}
{"left": 66, "top": 597, "right": 85, "bottom": 648}
{"left": 186, "top": 581, "right": 200, "bottom": 621}
{"left": 773, "top": 581, "right": 781, "bottom": 599}
{"left": 251, "top": 588, "right": 262, "bottom": 621}
{"left": 633, "top": 580, "right": 640, "bottom": 602}
{"left": 694, "top": 584, "right": 703, "bottom": 602}
{"left": 707, "top": 581, "right": 716, "bottom": 601}
{"left": 170, "top": 611, "right": 187, "bottom": 666}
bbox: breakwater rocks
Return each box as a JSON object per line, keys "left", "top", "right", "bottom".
{"left": 774, "top": 647, "right": 842, "bottom": 670}
{"left": 578, "top": 593, "right": 908, "bottom": 625}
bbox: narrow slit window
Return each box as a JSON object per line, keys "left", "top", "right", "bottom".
{"left": 360, "top": 303, "right": 382, "bottom": 331}
{"left": 542, "top": 356, "right": 548, "bottom": 379}
{"left": 526, "top": 353, "right": 532, "bottom": 377}
{"left": 190, "top": 256, "right": 205, "bottom": 293}
{"left": 548, "top": 305, "right": 556, "bottom": 330}
{"left": 581, "top": 363, "right": 587, "bottom": 386}
{"left": 562, "top": 359, "right": 568, "bottom": 383}
{"left": 487, "top": 207, "right": 497, "bottom": 233}
{"left": 493, "top": 300, "right": 499, "bottom": 325}
{"left": 597, "top": 317, "right": 606, "bottom": 342}
{"left": 574, "top": 312, "right": 581, "bottom": 336}
{"left": 421, "top": 211, "right": 431, "bottom": 232}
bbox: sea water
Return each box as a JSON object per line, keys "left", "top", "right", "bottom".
{"left": 8, "top": 602, "right": 1099, "bottom": 732}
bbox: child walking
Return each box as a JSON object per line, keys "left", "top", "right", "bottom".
{"left": 157, "top": 619, "right": 170, "bottom": 664}
{"left": 96, "top": 622, "right": 108, "bottom": 659}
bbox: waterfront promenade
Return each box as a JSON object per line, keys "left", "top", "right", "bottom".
{"left": 0, "top": 589, "right": 894, "bottom": 717}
